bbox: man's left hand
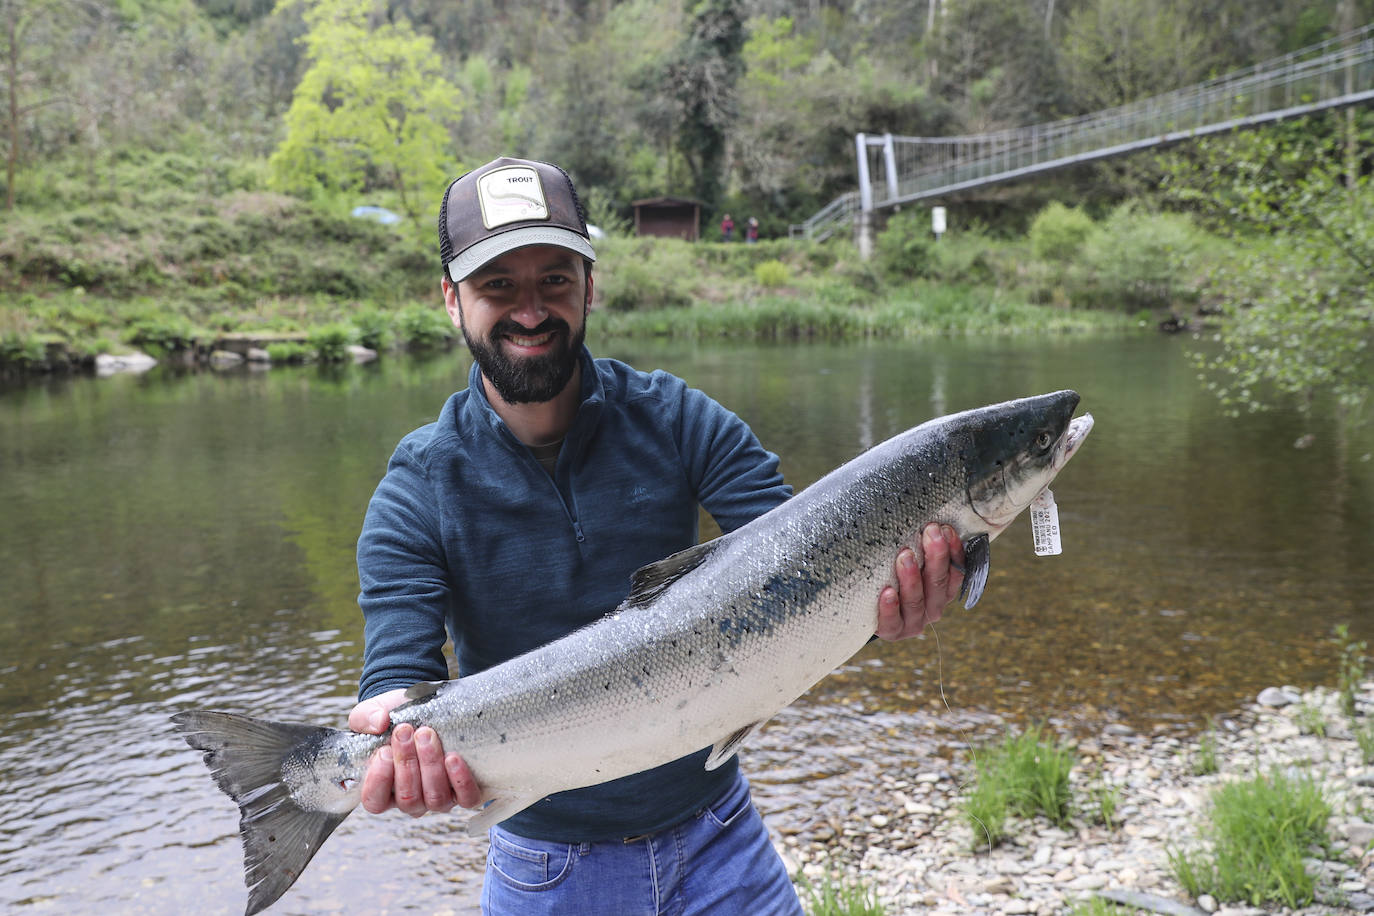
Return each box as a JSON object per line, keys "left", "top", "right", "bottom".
{"left": 875, "top": 522, "right": 966, "bottom": 641}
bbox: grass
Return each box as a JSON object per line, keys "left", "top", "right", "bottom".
{"left": 1334, "top": 624, "right": 1368, "bottom": 718}
{"left": 1, "top": 149, "right": 1152, "bottom": 372}
{"left": 1357, "top": 720, "right": 1374, "bottom": 765}
{"left": 1085, "top": 777, "right": 1123, "bottom": 828}
{"left": 1066, "top": 899, "right": 1141, "bottom": 916}
{"left": 1168, "top": 768, "right": 1333, "bottom": 907}
{"left": 963, "top": 724, "right": 1075, "bottom": 849}
{"left": 795, "top": 870, "right": 886, "bottom": 916}
{"left": 1294, "top": 702, "right": 1328, "bottom": 737}
{"left": 1192, "top": 726, "right": 1220, "bottom": 776}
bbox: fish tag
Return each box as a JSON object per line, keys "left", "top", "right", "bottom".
{"left": 1030, "top": 489, "right": 1062, "bottom": 556}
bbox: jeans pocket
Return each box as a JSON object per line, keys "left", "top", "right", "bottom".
{"left": 702, "top": 781, "right": 753, "bottom": 830}
{"left": 486, "top": 830, "right": 576, "bottom": 891}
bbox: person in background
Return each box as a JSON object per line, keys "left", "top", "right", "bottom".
{"left": 720, "top": 212, "right": 735, "bottom": 241}
{"left": 746, "top": 215, "right": 759, "bottom": 243}
{"left": 348, "top": 156, "right": 967, "bottom": 915}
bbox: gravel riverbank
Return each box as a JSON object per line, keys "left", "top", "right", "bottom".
{"left": 777, "top": 684, "right": 1374, "bottom": 915}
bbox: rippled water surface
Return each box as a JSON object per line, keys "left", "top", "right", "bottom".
{"left": 1, "top": 333, "right": 1370, "bottom": 913}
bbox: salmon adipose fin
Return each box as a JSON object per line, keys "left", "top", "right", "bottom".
{"left": 171, "top": 710, "right": 353, "bottom": 916}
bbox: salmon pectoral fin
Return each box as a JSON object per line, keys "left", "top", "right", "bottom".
{"left": 959, "top": 533, "right": 991, "bottom": 609}
{"left": 705, "top": 721, "right": 762, "bottom": 771}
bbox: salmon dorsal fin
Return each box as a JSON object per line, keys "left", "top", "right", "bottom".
{"left": 625, "top": 539, "right": 723, "bottom": 609}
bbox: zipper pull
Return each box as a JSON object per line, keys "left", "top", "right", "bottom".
{"left": 572, "top": 521, "right": 586, "bottom": 543}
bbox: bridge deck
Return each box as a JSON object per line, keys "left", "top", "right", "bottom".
{"left": 793, "top": 23, "right": 1374, "bottom": 242}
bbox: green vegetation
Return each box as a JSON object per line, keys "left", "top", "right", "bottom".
{"left": 269, "top": 0, "right": 460, "bottom": 222}
{"left": 1, "top": 0, "right": 1369, "bottom": 412}
{"left": 1295, "top": 702, "right": 1330, "bottom": 737}
{"left": 1161, "top": 117, "right": 1374, "bottom": 419}
{"left": 1066, "top": 900, "right": 1141, "bottom": 916}
{"left": 1191, "top": 727, "right": 1220, "bottom": 776}
{"left": 1357, "top": 721, "right": 1374, "bottom": 766}
{"left": 963, "top": 725, "right": 1075, "bottom": 849}
{"left": 1085, "top": 776, "right": 1123, "bottom": 829}
{"left": 795, "top": 870, "right": 886, "bottom": 916}
{"left": 1168, "top": 769, "right": 1333, "bottom": 907}
{"left": 1335, "top": 624, "right": 1369, "bottom": 718}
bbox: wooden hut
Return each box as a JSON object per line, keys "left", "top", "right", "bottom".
{"left": 631, "top": 197, "right": 702, "bottom": 241}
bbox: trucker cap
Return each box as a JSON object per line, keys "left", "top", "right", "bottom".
{"left": 439, "top": 157, "right": 597, "bottom": 282}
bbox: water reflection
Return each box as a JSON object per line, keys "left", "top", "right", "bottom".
{"left": 0, "top": 334, "right": 1370, "bottom": 913}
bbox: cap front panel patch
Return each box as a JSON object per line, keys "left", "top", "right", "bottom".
{"left": 477, "top": 166, "right": 549, "bottom": 229}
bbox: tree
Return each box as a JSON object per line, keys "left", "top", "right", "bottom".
{"left": 663, "top": 0, "right": 746, "bottom": 209}
{"left": 1161, "top": 115, "right": 1373, "bottom": 419}
{"left": 268, "top": 0, "right": 463, "bottom": 220}
{"left": 933, "top": 0, "right": 1067, "bottom": 129}
{"left": 1, "top": 0, "right": 73, "bottom": 210}
{"left": 1059, "top": 0, "right": 1211, "bottom": 111}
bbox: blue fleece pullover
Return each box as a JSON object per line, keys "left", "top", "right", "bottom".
{"left": 356, "top": 347, "right": 790, "bottom": 841}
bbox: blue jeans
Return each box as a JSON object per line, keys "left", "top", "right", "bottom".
{"left": 481, "top": 773, "right": 803, "bottom": 915}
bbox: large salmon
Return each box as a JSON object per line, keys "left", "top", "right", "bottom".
{"left": 172, "top": 390, "right": 1093, "bottom": 914}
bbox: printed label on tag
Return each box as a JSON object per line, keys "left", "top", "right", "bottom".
{"left": 1030, "top": 489, "right": 1062, "bottom": 556}
{"left": 477, "top": 166, "right": 549, "bottom": 229}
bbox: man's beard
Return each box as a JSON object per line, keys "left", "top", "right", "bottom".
{"left": 463, "top": 314, "right": 585, "bottom": 405}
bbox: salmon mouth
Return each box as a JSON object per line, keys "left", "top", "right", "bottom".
{"left": 1058, "top": 413, "right": 1093, "bottom": 468}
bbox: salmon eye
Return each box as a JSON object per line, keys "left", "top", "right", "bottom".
{"left": 1035, "top": 431, "right": 1053, "bottom": 451}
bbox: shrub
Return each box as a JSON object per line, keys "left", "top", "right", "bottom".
{"left": 124, "top": 314, "right": 198, "bottom": 355}
{"left": 874, "top": 210, "right": 933, "bottom": 280}
{"left": 0, "top": 332, "right": 47, "bottom": 367}
{"left": 1078, "top": 204, "right": 1202, "bottom": 308}
{"left": 602, "top": 258, "right": 694, "bottom": 311}
{"left": 1029, "top": 202, "right": 1095, "bottom": 261}
{"left": 352, "top": 308, "right": 394, "bottom": 350}
{"left": 308, "top": 323, "right": 357, "bottom": 362}
{"left": 753, "top": 259, "right": 790, "bottom": 288}
{"left": 395, "top": 304, "right": 455, "bottom": 348}
{"left": 265, "top": 341, "right": 312, "bottom": 363}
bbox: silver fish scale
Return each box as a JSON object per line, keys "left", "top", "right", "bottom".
{"left": 367, "top": 425, "right": 982, "bottom": 805}
{"left": 175, "top": 391, "right": 1089, "bottom": 915}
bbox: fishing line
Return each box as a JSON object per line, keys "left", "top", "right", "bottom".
{"left": 927, "top": 621, "right": 997, "bottom": 857}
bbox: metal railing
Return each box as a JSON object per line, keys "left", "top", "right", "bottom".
{"left": 791, "top": 22, "right": 1374, "bottom": 240}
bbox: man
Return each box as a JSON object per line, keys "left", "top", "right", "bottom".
{"left": 349, "top": 156, "right": 966, "bottom": 914}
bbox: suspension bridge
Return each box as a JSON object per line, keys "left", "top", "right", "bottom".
{"left": 791, "top": 23, "right": 1374, "bottom": 247}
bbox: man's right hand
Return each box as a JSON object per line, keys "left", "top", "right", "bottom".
{"left": 349, "top": 688, "right": 482, "bottom": 817}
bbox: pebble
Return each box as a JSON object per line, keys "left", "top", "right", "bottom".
{"left": 781, "top": 684, "right": 1374, "bottom": 915}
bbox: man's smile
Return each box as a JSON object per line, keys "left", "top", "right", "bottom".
{"left": 503, "top": 328, "right": 558, "bottom": 350}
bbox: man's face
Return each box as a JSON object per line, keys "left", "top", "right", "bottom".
{"left": 444, "top": 245, "right": 592, "bottom": 405}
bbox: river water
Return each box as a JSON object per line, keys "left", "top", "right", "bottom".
{"left": 0, "top": 332, "right": 1370, "bottom": 913}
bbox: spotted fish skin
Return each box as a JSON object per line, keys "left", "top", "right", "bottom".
{"left": 172, "top": 390, "right": 1093, "bottom": 915}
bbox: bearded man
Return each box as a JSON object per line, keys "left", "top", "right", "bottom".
{"left": 348, "top": 157, "right": 966, "bottom": 915}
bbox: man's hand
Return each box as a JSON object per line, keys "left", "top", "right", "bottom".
{"left": 349, "top": 688, "right": 482, "bottom": 817}
{"left": 875, "top": 522, "right": 966, "bottom": 641}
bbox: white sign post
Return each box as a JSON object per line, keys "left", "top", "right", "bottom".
{"left": 931, "top": 206, "right": 947, "bottom": 241}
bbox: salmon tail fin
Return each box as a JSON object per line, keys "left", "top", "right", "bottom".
{"left": 171, "top": 709, "right": 352, "bottom": 916}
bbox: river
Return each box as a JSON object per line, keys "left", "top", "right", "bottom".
{"left": 0, "top": 331, "right": 1370, "bottom": 913}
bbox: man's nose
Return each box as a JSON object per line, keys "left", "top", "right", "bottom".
{"left": 509, "top": 287, "right": 548, "bottom": 327}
